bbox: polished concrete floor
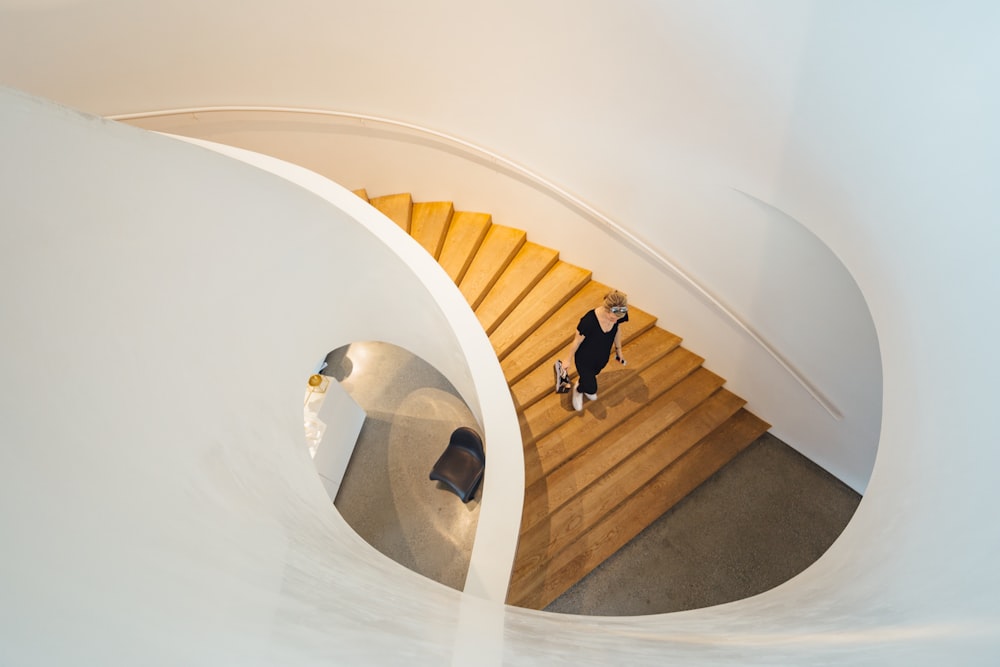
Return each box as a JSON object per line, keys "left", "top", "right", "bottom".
{"left": 328, "top": 341, "right": 482, "bottom": 592}
{"left": 328, "top": 342, "right": 862, "bottom": 614}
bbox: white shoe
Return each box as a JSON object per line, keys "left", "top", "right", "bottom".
{"left": 572, "top": 384, "right": 583, "bottom": 411}
{"left": 584, "top": 392, "right": 597, "bottom": 401}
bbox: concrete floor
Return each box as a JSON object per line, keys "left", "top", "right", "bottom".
{"left": 327, "top": 342, "right": 862, "bottom": 614}
{"left": 329, "top": 341, "right": 481, "bottom": 592}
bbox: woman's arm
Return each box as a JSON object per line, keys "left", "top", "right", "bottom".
{"left": 613, "top": 328, "right": 625, "bottom": 364}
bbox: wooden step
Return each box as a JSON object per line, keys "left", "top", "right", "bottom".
{"left": 369, "top": 193, "right": 412, "bottom": 233}
{"left": 507, "top": 396, "right": 763, "bottom": 609}
{"left": 519, "top": 366, "right": 726, "bottom": 533}
{"left": 437, "top": 211, "right": 492, "bottom": 284}
{"left": 410, "top": 201, "right": 454, "bottom": 260}
{"left": 488, "top": 262, "right": 592, "bottom": 360}
{"left": 459, "top": 225, "right": 527, "bottom": 309}
{"left": 475, "top": 242, "right": 560, "bottom": 334}
{"left": 508, "top": 326, "right": 682, "bottom": 413}
{"left": 520, "top": 345, "right": 705, "bottom": 469}
{"left": 352, "top": 188, "right": 369, "bottom": 201}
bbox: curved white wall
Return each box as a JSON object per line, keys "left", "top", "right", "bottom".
{"left": 2, "top": 1, "right": 1000, "bottom": 664}
{"left": 0, "top": 85, "right": 524, "bottom": 648}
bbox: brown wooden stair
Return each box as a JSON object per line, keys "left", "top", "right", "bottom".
{"left": 356, "top": 189, "right": 771, "bottom": 609}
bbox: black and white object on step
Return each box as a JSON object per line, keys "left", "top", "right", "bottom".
{"left": 554, "top": 359, "right": 571, "bottom": 394}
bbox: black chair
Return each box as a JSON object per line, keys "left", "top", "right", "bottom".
{"left": 429, "top": 427, "right": 485, "bottom": 503}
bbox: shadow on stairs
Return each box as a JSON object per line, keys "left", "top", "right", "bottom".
{"left": 356, "top": 189, "right": 770, "bottom": 609}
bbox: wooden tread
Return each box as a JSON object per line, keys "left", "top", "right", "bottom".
{"left": 410, "top": 201, "right": 454, "bottom": 259}
{"left": 489, "top": 261, "right": 592, "bottom": 360}
{"left": 459, "top": 224, "right": 527, "bottom": 309}
{"left": 438, "top": 210, "right": 492, "bottom": 284}
{"left": 474, "top": 242, "right": 559, "bottom": 334}
{"left": 369, "top": 193, "right": 412, "bottom": 233}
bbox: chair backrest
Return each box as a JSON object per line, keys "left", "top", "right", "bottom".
{"left": 449, "top": 426, "right": 485, "bottom": 462}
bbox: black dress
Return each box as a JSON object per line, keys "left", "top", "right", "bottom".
{"left": 574, "top": 309, "right": 628, "bottom": 395}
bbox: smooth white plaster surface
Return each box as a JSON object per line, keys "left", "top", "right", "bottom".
{"left": 2, "top": 1, "right": 1000, "bottom": 663}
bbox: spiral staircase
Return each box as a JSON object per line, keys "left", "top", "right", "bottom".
{"left": 357, "top": 190, "right": 771, "bottom": 609}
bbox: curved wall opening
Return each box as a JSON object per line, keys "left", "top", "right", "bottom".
{"left": 316, "top": 341, "right": 483, "bottom": 592}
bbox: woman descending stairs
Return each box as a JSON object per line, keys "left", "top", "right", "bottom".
{"left": 356, "top": 190, "right": 771, "bottom": 609}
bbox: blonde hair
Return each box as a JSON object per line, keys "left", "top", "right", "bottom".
{"left": 604, "top": 290, "right": 628, "bottom": 309}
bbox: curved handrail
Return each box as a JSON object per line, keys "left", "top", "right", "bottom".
{"left": 110, "top": 106, "right": 842, "bottom": 420}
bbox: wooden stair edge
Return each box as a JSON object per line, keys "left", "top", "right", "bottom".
{"left": 410, "top": 201, "right": 455, "bottom": 260}
{"left": 474, "top": 242, "right": 561, "bottom": 334}
{"left": 438, "top": 210, "right": 493, "bottom": 285}
{"left": 491, "top": 262, "right": 594, "bottom": 360}
{"left": 368, "top": 192, "right": 413, "bottom": 233}
{"left": 459, "top": 225, "right": 528, "bottom": 310}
